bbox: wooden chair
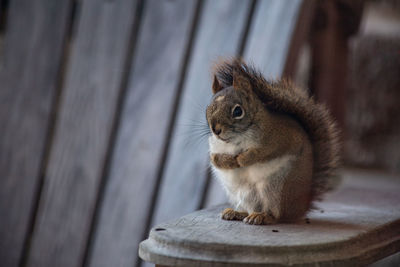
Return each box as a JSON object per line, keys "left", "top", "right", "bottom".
{"left": 1, "top": 0, "right": 398, "bottom": 267}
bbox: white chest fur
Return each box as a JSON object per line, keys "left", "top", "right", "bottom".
{"left": 208, "top": 135, "right": 294, "bottom": 213}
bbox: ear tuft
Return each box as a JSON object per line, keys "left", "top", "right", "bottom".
{"left": 233, "top": 69, "right": 251, "bottom": 93}
{"left": 212, "top": 75, "right": 223, "bottom": 94}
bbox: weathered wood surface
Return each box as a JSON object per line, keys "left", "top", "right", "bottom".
{"left": 140, "top": 169, "right": 400, "bottom": 266}
{"left": 87, "top": 1, "right": 198, "bottom": 267}
{"left": 204, "top": 0, "right": 314, "bottom": 208}
{"left": 24, "top": 0, "right": 139, "bottom": 266}
{"left": 244, "top": 0, "right": 304, "bottom": 77}
{"left": 150, "top": 0, "right": 253, "bottom": 226}
{"left": 0, "top": 1, "right": 72, "bottom": 266}
{"left": 345, "top": 36, "right": 400, "bottom": 173}
{"left": 310, "top": 0, "right": 346, "bottom": 130}
{"left": 203, "top": 177, "right": 228, "bottom": 209}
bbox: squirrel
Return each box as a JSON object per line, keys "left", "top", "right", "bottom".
{"left": 206, "top": 58, "right": 340, "bottom": 225}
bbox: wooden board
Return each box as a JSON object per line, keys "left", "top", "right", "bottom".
{"left": 309, "top": 0, "right": 362, "bottom": 132}
{"left": 150, "top": 0, "right": 253, "bottom": 227}
{"left": 203, "top": 177, "right": 228, "bottom": 208}
{"left": 24, "top": 0, "right": 139, "bottom": 266}
{"left": 86, "top": 1, "right": 198, "bottom": 267}
{"left": 0, "top": 1, "right": 72, "bottom": 266}
{"left": 244, "top": 0, "right": 304, "bottom": 77}
{"left": 140, "top": 169, "right": 400, "bottom": 266}
{"left": 203, "top": 0, "right": 315, "bottom": 208}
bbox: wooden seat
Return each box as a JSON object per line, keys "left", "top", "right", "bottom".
{"left": 139, "top": 169, "right": 400, "bottom": 266}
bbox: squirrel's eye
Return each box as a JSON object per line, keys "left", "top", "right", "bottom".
{"left": 232, "top": 104, "right": 244, "bottom": 119}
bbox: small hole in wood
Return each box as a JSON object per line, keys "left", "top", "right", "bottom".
{"left": 272, "top": 229, "right": 279, "bottom": 232}
{"left": 155, "top": 228, "right": 166, "bottom": 231}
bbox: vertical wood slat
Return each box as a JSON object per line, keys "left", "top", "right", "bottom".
{"left": 203, "top": 0, "right": 315, "bottom": 208}
{"left": 0, "top": 1, "right": 72, "bottom": 266}
{"left": 283, "top": 0, "right": 316, "bottom": 78}
{"left": 309, "top": 0, "right": 362, "bottom": 132}
{"left": 150, "top": 0, "right": 253, "bottom": 227}
{"left": 244, "top": 0, "right": 303, "bottom": 76}
{"left": 86, "top": 1, "right": 199, "bottom": 267}
{"left": 24, "top": 0, "right": 140, "bottom": 266}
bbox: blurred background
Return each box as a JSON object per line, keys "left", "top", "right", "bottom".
{"left": 0, "top": 0, "right": 399, "bottom": 267}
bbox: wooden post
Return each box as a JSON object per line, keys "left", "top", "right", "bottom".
{"left": 309, "top": 0, "right": 363, "bottom": 135}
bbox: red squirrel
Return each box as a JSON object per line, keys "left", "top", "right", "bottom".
{"left": 206, "top": 58, "right": 340, "bottom": 225}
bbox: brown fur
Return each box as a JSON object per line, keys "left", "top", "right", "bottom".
{"left": 207, "top": 58, "right": 341, "bottom": 224}
{"left": 212, "top": 58, "right": 341, "bottom": 203}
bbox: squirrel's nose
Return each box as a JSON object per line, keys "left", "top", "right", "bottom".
{"left": 212, "top": 123, "right": 222, "bottom": 135}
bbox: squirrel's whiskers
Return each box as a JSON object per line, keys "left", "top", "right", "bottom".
{"left": 178, "top": 118, "right": 210, "bottom": 151}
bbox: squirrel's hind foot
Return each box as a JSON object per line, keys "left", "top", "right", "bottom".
{"left": 221, "top": 208, "right": 248, "bottom": 220}
{"left": 243, "top": 212, "right": 276, "bottom": 225}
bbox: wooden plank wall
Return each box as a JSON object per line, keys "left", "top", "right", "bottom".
{"left": 0, "top": 1, "right": 313, "bottom": 267}
{"left": 24, "top": 0, "right": 141, "bottom": 266}
{"left": 87, "top": 1, "right": 199, "bottom": 267}
{"left": 0, "top": 1, "right": 73, "bottom": 266}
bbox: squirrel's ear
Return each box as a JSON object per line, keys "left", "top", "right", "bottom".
{"left": 233, "top": 70, "right": 251, "bottom": 93}
{"left": 212, "top": 75, "right": 223, "bottom": 94}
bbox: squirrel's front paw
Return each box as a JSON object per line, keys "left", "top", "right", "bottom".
{"left": 236, "top": 151, "right": 250, "bottom": 167}
{"left": 236, "top": 149, "right": 259, "bottom": 167}
{"left": 210, "top": 153, "right": 240, "bottom": 169}
{"left": 210, "top": 154, "right": 223, "bottom": 168}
